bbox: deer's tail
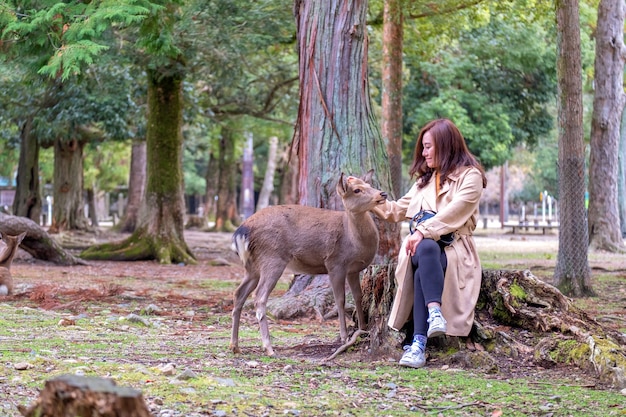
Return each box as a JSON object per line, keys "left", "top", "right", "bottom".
{"left": 231, "top": 226, "right": 251, "bottom": 266}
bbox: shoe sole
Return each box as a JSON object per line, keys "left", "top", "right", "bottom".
{"left": 427, "top": 329, "right": 446, "bottom": 338}
{"left": 398, "top": 359, "right": 425, "bottom": 368}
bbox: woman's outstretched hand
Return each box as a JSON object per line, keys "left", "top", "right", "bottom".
{"left": 406, "top": 230, "right": 424, "bottom": 256}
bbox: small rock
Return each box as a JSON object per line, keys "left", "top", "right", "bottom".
{"left": 124, "top": 313, "right": 151, "bottom": 326}
{"left": 157, "top": 363, "right": 176, "bottom": 376}
{"left": 175, "top": 369, "right": 198, "bottom": 380}
{"left": 246, "top": 360, "right": 259, "bottom": 368}
{"left": 142, "top": 304, "right": 162, "bottom": 315}
{"left": 14, "top": 362, "right": 32, "bottom": 371}
{"left": 58, "top": 318, "right": 76, "bottom": 326}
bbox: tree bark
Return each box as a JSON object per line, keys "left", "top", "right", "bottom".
{"left": 553, "top": 0, "right": 593, "bottom": 296}
{"left": 81, "top": 67, "right": 194, "bottom": 264}
{"left": 382, "top": 0, "right": 404, "bottom": 200}
{"left": 119, "top": 138, "right": 147, "bottom": 233}
{"left": 588, "top": 0, "right": 626, "bottom": 252}
{"left": 49, "top": 137, "right": 90, "bottom": 233}
{"left": 288, "top": 0, "right": 398, "bottom": 351}
{"left": 12, "top": 116, "right": 42, "bottom": 223}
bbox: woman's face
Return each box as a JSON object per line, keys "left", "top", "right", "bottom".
{"left": 422, "top": 131, "right": 436, "bottom": 169}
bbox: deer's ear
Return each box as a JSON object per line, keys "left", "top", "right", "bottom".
{"left": 337, "top": 172, "right": 347, "bottom": 196}
{"left": 362, "top": 169, "right": 375, "bottom": 184}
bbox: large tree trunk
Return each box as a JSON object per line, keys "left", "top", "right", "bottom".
{"left": 553, "top": 0, "right": 593, "bottom": 296}
{"left": 588, "top": 0, "right": 626, "bottom": 252}
{"left": 49, "top": 137, "right": 90, "bottom": 233}
{"left": 81, "top": 67, "right": 194, "bottom": 264}
{"left": 12, "top": 117, "right": 42, "bottom": 223}
{"left": 282, "top": 0, "right": 398, "bottom": 352}
{"left": 382, "top": 0, "right": 404, "bottom": 200}
{"left": 118, "top": 138, "right": 147, "bottom": 233}
{"left": 213, "top": 124, "right": 239, "bottom": 232}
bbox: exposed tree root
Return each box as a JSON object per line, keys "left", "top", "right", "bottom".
{"left": 80, "top": 230, "right": 196, "bottom": 265}
{"left": 322, "top": 329, "right": 368, "bottom": 362}
{"left": 475, "top": 269, "right": 626, "bottom": 388}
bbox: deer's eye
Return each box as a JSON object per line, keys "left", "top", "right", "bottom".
{"left": 354, "top": 189, "right": 361, "bottom": 193}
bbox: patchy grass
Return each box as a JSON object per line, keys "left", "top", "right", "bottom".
{"left": 1, "top": 230, "right": 625, "bottom": 416}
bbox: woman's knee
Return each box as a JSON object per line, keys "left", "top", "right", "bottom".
{"left": 416, "top": 238, "right": 440, "bottom": 257}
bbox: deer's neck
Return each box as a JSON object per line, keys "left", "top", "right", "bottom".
{"left": 345, "top": 211, "right": 377, "bottom": 240}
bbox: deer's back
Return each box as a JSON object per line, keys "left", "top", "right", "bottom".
{"left": 235, "top": 204, "right": 378, "bottom": 275}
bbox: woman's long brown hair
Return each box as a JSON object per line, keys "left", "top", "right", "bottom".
{"left": 409, "top": 119, "right": 487, "bottom": 189}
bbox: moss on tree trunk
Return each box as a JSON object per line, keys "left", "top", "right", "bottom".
{"left": 81, "top": 66, "right": 194, "bottom": 264}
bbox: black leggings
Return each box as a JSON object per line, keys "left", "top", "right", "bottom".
{"left": 410, "top": 239, "right": 447, "bottom": 337}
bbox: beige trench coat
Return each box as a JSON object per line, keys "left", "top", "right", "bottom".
{"left": 372, "top": 166, "right": 484, "bottom": 336}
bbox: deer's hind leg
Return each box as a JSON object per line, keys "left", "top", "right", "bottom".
{"left": 254, "top": 263, "right": 288, "bottom": 356}
{"left": 230, "top": 270, "right": 260, "bottom": 354}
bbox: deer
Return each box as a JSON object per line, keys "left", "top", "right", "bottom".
{"left": 0, "top": 231, "right": 27, "bottom": 296}
{"left": 230, "top": 170, "right": 387, "bottom": 356}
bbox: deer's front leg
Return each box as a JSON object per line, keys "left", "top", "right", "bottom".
{"left": 328, "top": 270, "right": 348, "bottom": 343}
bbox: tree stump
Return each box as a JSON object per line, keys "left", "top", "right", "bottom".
{"left": 18, "top": 375, "right": 152, "bottom": 417}
{"left": 473, "top": 269, "right": 626, "bottom": 388}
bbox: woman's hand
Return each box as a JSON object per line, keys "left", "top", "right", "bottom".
{"left": 406, "top": 230, "right": 424, "bottom": 256}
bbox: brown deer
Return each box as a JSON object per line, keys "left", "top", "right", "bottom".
{"left": 230, "top": 170, "right": 387, "bottom": 355}
{"left": 0, "top": 231, "right": 27, "bottom": 296}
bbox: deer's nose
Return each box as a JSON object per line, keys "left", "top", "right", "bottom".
{"left": 380, "top": 192, "right": 388, "bottom": 200}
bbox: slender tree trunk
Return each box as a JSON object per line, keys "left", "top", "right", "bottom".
{"left": 554, "top": 0, "right": 593, "bottom": 295}
{"left": 119, "top": 138, "right": 146, "bottom": 233}
{"left": 256, "top": 136, "right": 279, "bottom": 211}
{"left": 588, "top": 0, "right": 626, "bottom": 252}
{"left": 204, "top": 151, "right": 218, "bottom": 222}
{"left": 49, "top": 137, "right": 89, "bottom": 233}
{"left": 86, "top": 187, "right": 98, "bottom": 227}
{"left": 12, "top": 117, "right": 42, "bottom": 223}
{"left": 81, "top": 67, "right": 194, "bottom": 264}
{"left": 214, "top": 124, "right": 239, "bottom": 232}
{"left": 619, "top": 108, "right": 626, "bottom": 238}
{"left": 278, "top": 144, "right": 299, "bottom": 205}
{"left": 241, "top": 132, "right": 255, "bottom": 219}
{"left": 382, "top": 0, "right": 404, "bottom": 199}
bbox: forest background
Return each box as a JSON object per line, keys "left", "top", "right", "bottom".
{"left": 1, "top": 0, "right": 621, "bottom": 240}
{"left": 0, "top": 1, "right": 625, "bottom": 414}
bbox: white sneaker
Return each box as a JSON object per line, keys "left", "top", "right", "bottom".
{"left": 427, "top": 310, "right": 447, "bottom": 338}
{"left": 398, "top": 343, "right": 426, "bottom": 368}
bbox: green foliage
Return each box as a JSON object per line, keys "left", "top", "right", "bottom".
{"left": 84, "top": 140, "right": 131, "bottom": 193}
{"left": 1, "top": 0, "right": 162, "bottom": 80}
{"left": 402, "top": 15, "right": 556, "bottom": 171}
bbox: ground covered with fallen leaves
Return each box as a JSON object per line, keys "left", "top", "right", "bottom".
{"left": 0, "top": 228, "right": 624, "bottom": 416}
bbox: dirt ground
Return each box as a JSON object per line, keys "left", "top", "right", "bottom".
{"left": 4, "top": 228, "right": 626, "bottom": 402}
